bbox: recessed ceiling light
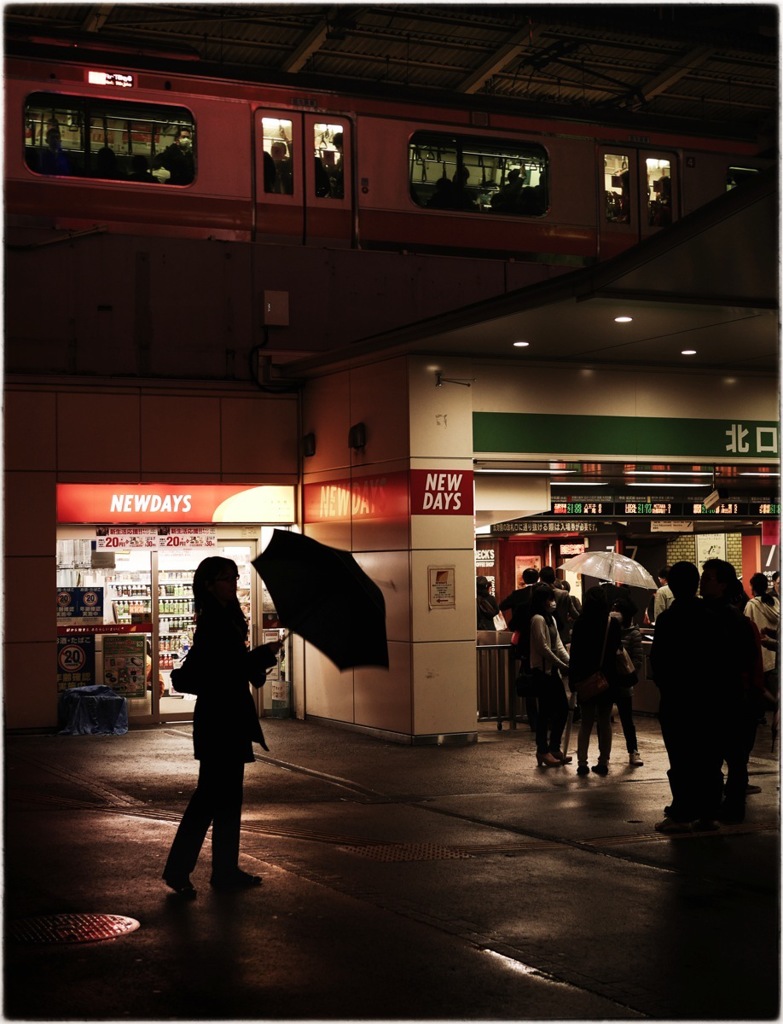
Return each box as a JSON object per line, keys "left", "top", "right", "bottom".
{"left": 681, "top": 349, "right": 697, "bottom": 356}
{"left": 614, "top": 316, "right": 633, "bottom": 323}
{"left": 513, "top": 340, "right": 530, "bottom": 348}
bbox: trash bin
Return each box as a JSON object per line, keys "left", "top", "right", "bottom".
{"left": 58, "top": 685, "right": 129, "bottom": 736}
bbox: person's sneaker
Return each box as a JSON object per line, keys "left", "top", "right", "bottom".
{"left": 591, "top": 762, "right": 609, "bottom": 776}
{"left": 576, "top": 763, "right": 590, "bottom": 776}
{"left": 654, "top": 817, "right": 692, "bottom": 834}
{"left": 692, "top": 819, "right": 720, "bottom": 832}
{"left": 746, "top": 784, "right": 762, "bottom": 795}
{"left": 629, "top": 751, "right": 644, "bottom": 766}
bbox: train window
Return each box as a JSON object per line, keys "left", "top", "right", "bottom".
{"left": 646, "top": 157, "right": 671, "bottom": 226}
{"left": 604, "top": 154, "right": 630, "bottom": 223}
{"left": 23, "top": 93, "right": 195, "bottom": 184}
{"left": 262, "top": 117, "right": 294, "bottom": 194}
{"left": 727, "top": 166, "right": 759, "bottom": 190}
{"left": 409, "top": 132, "right": 548, "bottom": 216}
{"left": 313, "top": 122, "right": 344, "bottom": 199}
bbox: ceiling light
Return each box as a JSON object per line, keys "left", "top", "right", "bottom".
{"left": 550, "top": 481, "right": 608, "bottom": 487}
{"left": 740, "top": 471, "right": 781, "bottom": 477}
{"left": 614, "top": 316, "right": 633, "bottom": 323}
{"left": 513, "top": 340, "right": 530, "bottom": 348}
{"left": 681, "top": 349, "right": 697, "bottom": 356}
{"left": 627, "top": 483, "right": 711, "bottom": 489}
{"left": 474, "top": 468, "right": 575, "bottom": 475}
{"left": 626, "top": 470, "right": 713, "bottom": 477}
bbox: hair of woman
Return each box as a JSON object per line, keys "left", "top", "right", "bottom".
{"left": 530, "top": 582, "right": 555, "bottom": 622}
{"left": 192, "top": 556, "right": 247, "bottom": 635}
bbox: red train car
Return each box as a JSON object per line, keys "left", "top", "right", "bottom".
{"left": 5, "top": 42, "right": 770, "bottom": 266}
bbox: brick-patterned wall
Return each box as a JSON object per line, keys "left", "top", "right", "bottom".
{"left": 666, "top": 535, "right": 696, "bottom": 565}
{"left": 665, "top": 533, "right": 743, "bottom": 574}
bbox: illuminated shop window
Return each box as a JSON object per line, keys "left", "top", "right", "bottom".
{"left": 409, "top": 131, "right": 548, "bottom": 216}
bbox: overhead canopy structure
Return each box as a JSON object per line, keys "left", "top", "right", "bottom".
{"left": 5, "top": 5, "right": 778, "bottom": 142}
{"left": 287, "top": 168, "right": 778, "bottom": 375}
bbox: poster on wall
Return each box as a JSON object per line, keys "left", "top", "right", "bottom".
{"left": 103, "top": 634, "right": 147, "bottom": 697}
{"left": 695, "top": 534, "right": 727, "bottom": 567}
{"left": 56, "top": 634, "right": 96, "bottom": 691}
{"left": 514, "top": 555, "right": 542, "bottom": 589}
{"left": 428, "top": 566, "right": 456, "bottom": 609}
{"left": 56, "top": 587, "right": 104, "bottom": 622}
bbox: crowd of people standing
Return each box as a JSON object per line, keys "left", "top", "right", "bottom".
{"left": 479, "top": 556, "right": 778, "bottom": 833}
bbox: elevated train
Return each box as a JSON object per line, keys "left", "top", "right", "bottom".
{"left": 6, "top": 42, "right": 771, "bottom": 269}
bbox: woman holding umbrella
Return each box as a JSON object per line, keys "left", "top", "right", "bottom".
{"left": 569, "top": 585, "right": 622, "bottom": 776}
{"left": 163, "top": 556, "right": 283, "bottom": 897}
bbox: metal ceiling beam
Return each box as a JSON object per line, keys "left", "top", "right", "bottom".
{"left": 458, "top": 24, "right": 536, "bottom": 95}
{"left": 633, "top": 45, "right": 715, "bottom": 105}
{"left": 283, "top": 17, "right": 329, "bottom": 74}
{"left": 81, "top": 4, "right": 114, "bottom": 34}
{"left": 282, "top": 5, "right": 359, "bottom": 74}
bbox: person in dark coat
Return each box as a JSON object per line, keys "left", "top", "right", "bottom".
{"left": 569, "top": 584, "right": 621, "bottom": 776}
{"left": 476, "top": 576, "right": 501, "bottom": 630}
{"left": 700, "top": 558, "right": 765, "bottom": 824}
{"left": 651, "top": 561, "right": 724, "bottom": 832}
{"left": 163, "top": 556, "right": 282, "bottom": 896}
{"left": 499, "top": 568, "right": 540, "bottom": 729}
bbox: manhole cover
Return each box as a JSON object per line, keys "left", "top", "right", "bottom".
{"left": 8, "top": 913, "right": 140, "bottom": 944}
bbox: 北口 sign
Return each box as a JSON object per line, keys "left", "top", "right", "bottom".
{"left": 57, "top": 484, "right": 295, "bottom": 524}
{"left": 473, "top": 413, "right": 779, "bottom": 460}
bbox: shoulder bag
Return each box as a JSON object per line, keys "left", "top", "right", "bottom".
{"left": 169, "top": 644, "right": 207, "bottom": 696}
{"left": 616, "top": 645, "right": 638, "bottom": 687}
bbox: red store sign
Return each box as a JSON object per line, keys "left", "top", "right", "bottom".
{"left": 57, "top": 483, "right": 295, "bottom": 524}
{"left": 304, "top": 470, "right": 474, "bottom": 522}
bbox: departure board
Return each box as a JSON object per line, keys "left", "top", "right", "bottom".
{"left": 545, "top": 498, "right": 779, "bottom": 517}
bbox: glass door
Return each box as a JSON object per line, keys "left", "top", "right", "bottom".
{"left": 156, "top": 541, "right": 258, "bottom": 719}
{"left": 57, "top": 529, "right": 270, "bottom": 725}
{"left": 599, "top": 148, "right": 677, "bottom": 257}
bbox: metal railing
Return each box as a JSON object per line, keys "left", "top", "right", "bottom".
{"left": 476, "top": 634, "right": 519, "bottom": 729}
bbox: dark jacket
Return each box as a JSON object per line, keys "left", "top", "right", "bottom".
{"left": 189, "top": 606, "right": 275, "bottom": 762}
{"left": 568, "top": 611, "right": 621, "bottom": 703}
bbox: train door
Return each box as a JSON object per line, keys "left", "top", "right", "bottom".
{"left": 254, "top": 111, "right": 352, "bottom": 246}
{"left": 599, "top": 147, "right": 678, "bottom": 258}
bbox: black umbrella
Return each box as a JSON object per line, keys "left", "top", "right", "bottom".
{"left": 252, "top": 529, "right": 389, "bottom": 671}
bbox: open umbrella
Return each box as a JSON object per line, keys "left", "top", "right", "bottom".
{"left": 252, "top": 530, "right": 389, "bottom": 670}
{"left": 558, "top": 550, "right": 657, "bottom": 590}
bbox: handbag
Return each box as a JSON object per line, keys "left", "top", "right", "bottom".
{"left": 169, "top": 643, "right": 210, "bottom": 696}
{"left": 616, "top": 646, "right": 638, "bottom": 687}
{"left": 574, "top": 618, "right": 611, "bottom": 702}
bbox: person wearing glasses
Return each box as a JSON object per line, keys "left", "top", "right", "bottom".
{"left": 163, "top": 556, "right": 282, "bottom": 897}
